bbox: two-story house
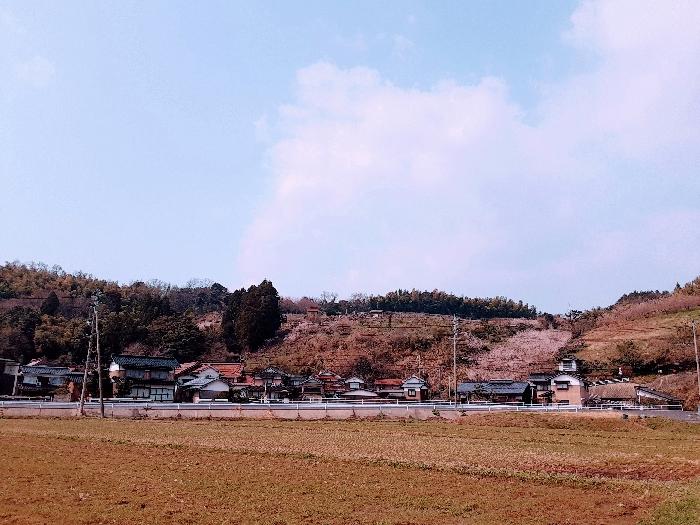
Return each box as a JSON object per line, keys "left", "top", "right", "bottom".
{"left": 108, "top": 355, "right": 179, "bottom": 402}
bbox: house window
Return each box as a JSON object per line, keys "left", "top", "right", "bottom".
{"left": 408, "top": 389, "right": 416, "bottom": 397}
{"left": 555, "top": 382, "right": 569, "bottom": 390}
{"left": 151, "top": 370, "right": 169, "bottom": 380}
{"left": 126, "top": 369, "right": 145, "bottom": 379}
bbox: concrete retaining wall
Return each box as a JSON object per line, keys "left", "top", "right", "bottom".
{"left": 0, "top": 401, "right": 600, "bottom": 421}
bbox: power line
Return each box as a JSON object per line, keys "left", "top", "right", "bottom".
{"left": 78, "top": 311, "right": 95, "bottom": 416}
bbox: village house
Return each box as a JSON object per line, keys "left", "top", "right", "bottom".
{"left": 250, "top": 367, "right": 291, "bottom": 400}
{"left": 0, "top": 358, "right": 20, "bottom": 396}
{"left": 316, "top": 370, "right": 346, "bottom": 397}
{"left": 299, "top": 376, "right": 324, "bottom": 400}
{"left": 64, "top": 371, "right": 84, "bottom": 402}
{"left": 527, "top": 372, "right": 553, "bottom": 403}
{"left": 174, "top": 363, "right": 238, "bottom": 402}
{"left": 528, "top": 358, "right": 589, "bottom": 405}
{"left": 108, "top": 355, "right": 179, "bottom": 402}
{"left": 179, "top": 376, "right": 231, "bottom": 402}
{"left": 341, "top": 388, "right": 379, "bottom": 401}
{"left": 344, "top": 376, "right": 365, "bottom": 390}
{"left": 174, "top": 361, "right": 202, "bottom": 385}
{"left": 548, "top": 374, "right": 588, "bottom": 405}
{"left": 458, "top": 380, "right": 534, "bottom": 404}
{"left": 18, "top": 364, "right": 72, "bottom": 398}
{"left": 253, "top": 366, "right": 287, "bottom": 388}
{"left": 401, "top": 376, "right": 429, "bottom": 402}
{"left": 588, "top": 380, "right": 682, "bottom": 408}
{"left": 374, "top": 378, "right": 405, "bottom": 400}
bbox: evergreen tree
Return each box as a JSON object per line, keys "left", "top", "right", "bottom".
{"left": 40, "top": 291, "right": 60, "bottom": 316}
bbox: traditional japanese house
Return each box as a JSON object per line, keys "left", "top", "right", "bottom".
{"left": 316, "top": 370, "right": 346, "bottom": 397}
{"left": 458, "top": 380, "right": 533, "bottom": 404}
{"left": 401, "top": 376, "right": 429, "bottom": 402}
{"left": 344, "top": 376, "right": 366, "bottom": 390}
{"left": 588, "top": 381, "right": 682, "bottom": 408}
{"left": 108, "top": 355, "right": 179, "bottom": 402}
{"left": 374, "top": 378, "right": 405, "bottom": 399}
{"left": 340, "top": 389, "right": 379, "bottom": 401}
{"left": 299, "top": 376, "right": 324, "bottom": 400}
{"left": 18, "top": 365, "right": 72, "bottom": 398}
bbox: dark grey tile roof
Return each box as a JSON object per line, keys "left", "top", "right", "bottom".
{"left": 458, "top": 380, "right": 531, "bottom": 395}
{"left": 66, "top": 371, "right": 85, "bottom": 383}
{"left": 637, "top": 386, "right": 682, "bottom": 402}
{"left": 20, "top": 365, "right": 71, "bottom": 376}
{"left": 181, "top": 376, "right": 220, "bottom": 389}
{"left": 112, "top": 355, "right": 179, "bottom": 370}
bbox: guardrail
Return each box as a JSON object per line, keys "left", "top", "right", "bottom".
{"left": 0, "top": 400, "right": 684, "bottom": 418}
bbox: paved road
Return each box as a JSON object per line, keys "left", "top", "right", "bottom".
{"left": 621, "top": 409, "right": 700, "bottom": 423}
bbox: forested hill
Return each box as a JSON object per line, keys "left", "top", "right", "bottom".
{"left": 0, "top": 261, "right": 538, "bottom": 366}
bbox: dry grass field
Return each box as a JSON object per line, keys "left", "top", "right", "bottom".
{"left": 1, "top": 413, "right": 699, "bottom": 524}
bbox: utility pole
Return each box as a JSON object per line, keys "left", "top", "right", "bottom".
{"left": 453, "top": 314, "right": 458, "bottom": 405}
{"left": 93, "top": 296, "right": 105, "bottom": 418}
{"left": 78, "top": 311, "right": 95, "bottom": 416}
{"left": 692, "top": 319, "right": 700, "bottom": 403}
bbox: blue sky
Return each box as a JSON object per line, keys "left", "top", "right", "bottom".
{"left": 1, "top": 1, "right": 699, "bottom": 313}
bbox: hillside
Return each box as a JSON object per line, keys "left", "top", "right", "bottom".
{"left": 2, "top": 261, "right": 698, "bottom": 406}
{"left": 570, "top": 287, "right": 700, "bottom": 408}
{"left": 246, "top": 313, "right": 570, "bottom": 397}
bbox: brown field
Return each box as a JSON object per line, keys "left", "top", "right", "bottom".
{"left": 1, "top": 414, "right": 699, "bottom": 524}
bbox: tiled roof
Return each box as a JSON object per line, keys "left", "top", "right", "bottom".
{"left": 374, "top": 378, "right": 403, "bottom": 387}
{"left": 198, "top": 363, "right": 244, "bottom": 379}
{"left": 589, "top": 382, "right": 637, "bottom": 400}
{"left": 175, "top": 361, "right": 200, "bottom": 376}
{"left": 66, "top": 371, "right": 85, "bottom": 383}
{"left": 112, "top": 355, "right": 179, "bottom": 370}
{"left": 458, "top": 381, "right": 530, "bottom": 395}
{"left": 181, "top": 377, "right": 221, "bottom": 389}
{"left": 638, "top": 387, "right": 681, "bottom": 402}
{"left": 402, "top": 376, "right": 427, "bottom": 388}
{"left": 341, "top": 389, "right": 378, "bottom": 398}
{"left": 257, "top": 366, "right": 287, "bottom": 377}
{"left": 20, "top": 365, "right": 71, "bottom": 376}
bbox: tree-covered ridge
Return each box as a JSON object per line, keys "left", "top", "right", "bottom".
{"left": 285, "top": 289, "right": 538, "bottom": 319}
{"left": 0, "top": 262, "right": 279, "bottom": 365}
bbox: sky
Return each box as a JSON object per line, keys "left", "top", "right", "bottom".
{"left": 1, "top": 1, "right": 699, "bottom": 314}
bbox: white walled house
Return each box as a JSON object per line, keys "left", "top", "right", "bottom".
{"left": 108, "top": 355, "right": 179, "bottom": 402}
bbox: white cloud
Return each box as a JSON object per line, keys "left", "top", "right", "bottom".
{"left": 238, "top": 1, "right": 700, "bottom": 312}
{"left": 16, "top": 55, "right": 55, "bottom": 88}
